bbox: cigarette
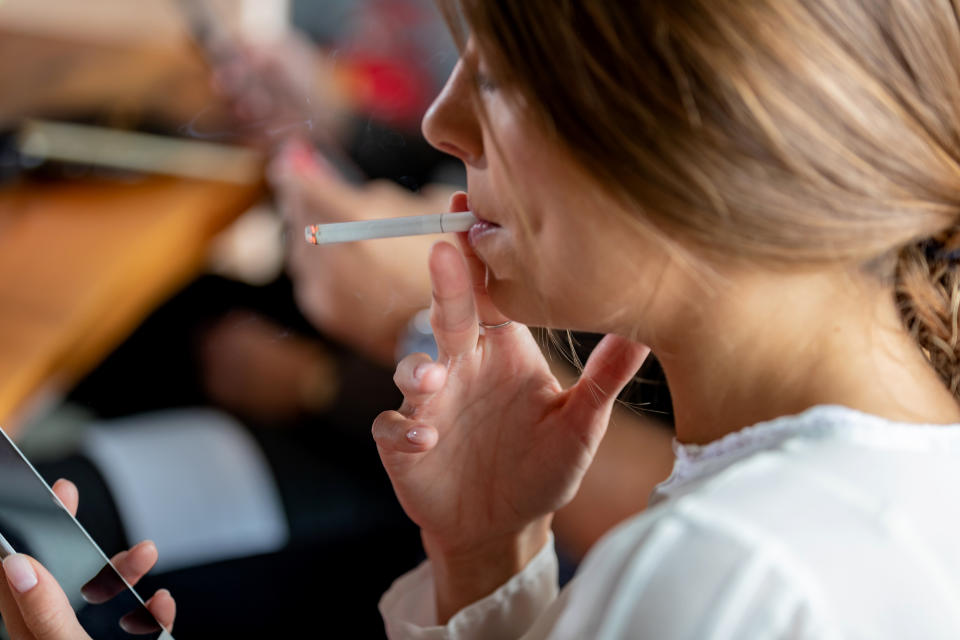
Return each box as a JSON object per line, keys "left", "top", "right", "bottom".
{"left": 305, "top": 211, "right": 478, "bottom": 245}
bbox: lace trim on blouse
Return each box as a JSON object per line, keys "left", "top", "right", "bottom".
{"left": 657, "top": 404, "right": 960, "bottom": 497}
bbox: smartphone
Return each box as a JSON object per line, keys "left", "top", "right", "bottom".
{"left": 0, "top": 428, "right": 173, "bottom": 639}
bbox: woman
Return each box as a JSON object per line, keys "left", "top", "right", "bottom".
{"left": 374, "top": 1, "right": 960, "bottom": 638}
{"left": 9, "top": 1, "right": 960, "bottom": 637}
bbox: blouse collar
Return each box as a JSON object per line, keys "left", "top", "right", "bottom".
{"left": 654, "top": 404, "right": 960, "bottom": 500}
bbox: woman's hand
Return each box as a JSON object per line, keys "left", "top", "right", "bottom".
{"left": 372, "top": 192, "right": 650, "bottom": 620}
{"left": 0, "top": 479, "right": 175, "bottom": 639}
{"left": 270, "top": 141, "right": 456, "bottom": 365}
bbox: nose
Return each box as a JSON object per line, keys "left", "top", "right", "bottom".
{"left": 421, "top": 59, "right": 484, "bottom": 166}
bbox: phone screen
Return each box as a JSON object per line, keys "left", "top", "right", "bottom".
{"left": 0, "top": 428, "right": 173, "bottom": 639}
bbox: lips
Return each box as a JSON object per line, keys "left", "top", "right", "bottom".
{"left": 465, "top": 194, "right": 502, "bottom": 247}
{"left": 468, "top": 218, "right": 501, "bottom": 246}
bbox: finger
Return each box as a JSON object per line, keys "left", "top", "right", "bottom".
{"left": 566, "top": 335, "right": 651, "bottom": 422}
{"left": 372, "top": 411, "right": 438, "bottom": 455}
{"left": 118, "top": 589, "right": 175, "bottom": 635}
{"left": 267, "top": 137, "right": 318, "bottom": 187}
{"left": 118, "top": 607, "right": 161, "bottom": 635}
{"left": 429, "top": 242, "right": 479, "bottom": 359}
{"left": 79, "top": 562, "right": 127, "bottom": 605}
{"left": 454, "top": 233, "right": 513, "bottom": 330}
{"left": 443, "top": 191, "right": 512, "bottom": 329}
{"left": 448, "top": 190, "right": 468, "bottom": 214}
{"left": 80, "top": 540, "right": 158, "bottom": 605}
{"left": 111, "top": 540, "right": 158, "bottom": 587}
{"left": 394, "top": 353, "right": 448, "bottom": 409}
{"left": 1, "top": 554, "right": 89, "bottom": 640}
{"left": 269, "top": 140, "right": 357, "bottom": 213}
{"left": 275, "top": 177, "right": 308, "bottom": 233}
{"left": 420, "top": 184, "right": 459, "bottom": 208}
{"left": 51, "top": 479, "right": 78, "bottom": 518}
{"left": 145, "top": 589, "right": 176, "bottom": 632}
{"left": 0, "top": 560, "right": 30, "bottom": 640}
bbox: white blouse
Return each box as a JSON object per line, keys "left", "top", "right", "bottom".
{"left": 379, "top": 405, "right": 960, "bottom": 639}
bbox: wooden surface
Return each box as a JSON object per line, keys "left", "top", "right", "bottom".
{"left": 0, "top": 28, "right": 233, "bottom": 133}
{"left": 0, "top": 25, "right": 263, "bottom": 433}
{"left": 0, "top": 176, "right": 262, "bottom": 432}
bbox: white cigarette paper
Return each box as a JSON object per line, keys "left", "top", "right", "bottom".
{"left": 305, "top": 211, "right": 478, "bottom": 245}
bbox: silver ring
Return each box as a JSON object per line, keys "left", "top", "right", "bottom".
{"left": 479, "top": 319, "right": 513, "bottom": 330}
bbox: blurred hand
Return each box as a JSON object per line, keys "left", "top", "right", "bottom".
{"left": 371, "top": 193, "right": 650, "bottom": 619}
{"left": 270, "top": 140, "right": 457, "bottom": 366}
{"left": 210, "top": 30, "right": 350, "bottom": 145}
{"left": 199, "top": 310, "right": 339, "bottom": 424}
{"left": 0, "top": 480, "right": 175, "bottom": 639}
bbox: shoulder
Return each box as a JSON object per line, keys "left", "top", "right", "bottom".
{"left": 551, "top": 433, "right": 960, "bottom": 639}
{"left": 550, "top": 490, "right": 838, "bottom": 640}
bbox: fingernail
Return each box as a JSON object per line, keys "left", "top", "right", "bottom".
{"left": 448, "top": 191, "right": 468, "bottom": 212}
{"left": 406, "top": 428, "right": 428, "bottom": 445}
{"left": 291, "top": 150, "right": 317, "bottom": 175}
{"left": 283, "top": 140, "right": 316, "bottom": 174}
{"left": 134, "top": 540, "right": 157, "bottom": 555}
{"left": 3, "top": 554, "right": 37, "bottom": 593}
{"left": 413, "top": 363, "right": 427, "bottom": 381}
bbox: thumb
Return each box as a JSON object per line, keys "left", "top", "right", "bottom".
{"left": 2, "top": 554, "right": 90, "bottom": 640}
{"left": 449, "top": 192, "right": 512, "bottom": 327}
{"left": 566, "top": 334, "right": 651, "bottom": 424}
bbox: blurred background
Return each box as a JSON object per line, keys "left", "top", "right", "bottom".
{"left": 0, "top": 1, "right": 675, "bottom": 637}
{"left": 0, "top": 1, "right": 464, "bottom": 637}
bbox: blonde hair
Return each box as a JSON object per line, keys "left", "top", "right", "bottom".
{"left": 438, "top": 0, "right": 960, "bottom": 397}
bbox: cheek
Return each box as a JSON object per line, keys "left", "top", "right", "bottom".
{"left": 508, "top": 225, "right": 636, "bottom": 330}
{"left": 477, "top": 201, "right": 586, "bottom": 324}
{"left": 483, "top": 242, "right": 585, "bottom": 327}
{"left": 485, "top": 277, "right": 545, "bottom": 325}
{"left": 486, "top": 273, "right": 597, "bottom": 330}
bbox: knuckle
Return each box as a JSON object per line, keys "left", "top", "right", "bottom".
{"left": 445, "top": 314, "right": 476, "bottom": 335}
{"left": 432, "top": 306, "right": 475, "bottom": 337}
{"left": 430, "top": 285, "right": 470, "bottom": 306}
{"left": 393, "top": 355, "right": 429, "bottom": 389}
{"left": 26, "top": 603, "right": 69, "bottom": 639}
{"left": 371, "top": 412, "right": 394, "bottom": 439}
{"left": 394, "top": 355, "right": 415, "bottom": 377}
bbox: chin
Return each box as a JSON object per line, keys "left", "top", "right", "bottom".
{"left": 486, "top": 278, "right": 572, "bottom": 329}
{"left": 490, "top": 279, "right": 629, "bottom": 335}
{"left": 485, "top": 278, "right": 535, "bottom": 323}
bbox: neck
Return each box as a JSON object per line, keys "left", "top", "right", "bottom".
{"left": 646, "top": 266, "right": 960, "bottom": 445}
